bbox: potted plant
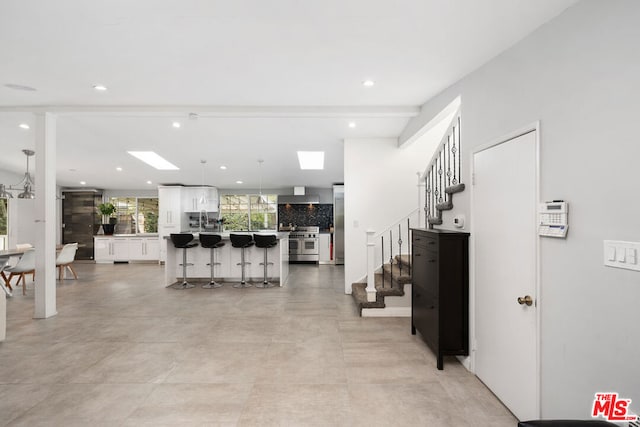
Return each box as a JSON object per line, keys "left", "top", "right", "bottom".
{"left": 98, "top": 202, "right": 117, "bottom": 235}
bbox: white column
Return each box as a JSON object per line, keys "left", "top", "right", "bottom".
{"left": 33, "top": 112, "right": 57, "bottom": 319}
{"left": 365, "top": 230, "right": 376, "bottom": 302}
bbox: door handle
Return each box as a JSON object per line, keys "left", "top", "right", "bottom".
{"left": 517, "top": 295, "right": 533, "bottom": 306}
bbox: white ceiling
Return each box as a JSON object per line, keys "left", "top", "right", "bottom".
{"left": 0, "top": 0, "right": 577, "bottom": 190}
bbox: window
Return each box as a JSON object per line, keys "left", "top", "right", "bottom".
{"left": 220, "top": 194, "right": 277, "bottom": 231}
{"left": 109, "top": 197, "right": 158, "bottom": 234}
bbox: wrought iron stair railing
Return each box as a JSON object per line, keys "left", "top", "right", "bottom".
{"left": 424, "top": 113, "right": 465, "bottom": 227}
{"left": 364, "top": 209, "right": 418, "bottom": 302}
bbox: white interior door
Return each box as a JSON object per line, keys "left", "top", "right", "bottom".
{"left": 473, "top": 130, "right": 538, "bottom": 420}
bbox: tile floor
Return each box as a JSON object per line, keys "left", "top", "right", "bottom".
{"left": 0, "top": 263, "right": 517, "bottom": 426}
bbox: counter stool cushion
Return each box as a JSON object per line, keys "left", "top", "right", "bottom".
{"left": 171, "top": 233, "right": 198, "bottom": 249}
{"left": 230, "top": 234, "right": 254, "bottom": 248}
{"left": 253, "top": 234, "right": 277, "bottom": 249}
{"left": 199, "top": 233, "right": 225, "bottom": 249}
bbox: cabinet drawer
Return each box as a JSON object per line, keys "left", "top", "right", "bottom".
{"left": 412, "top": 233, "right": 437, "bottom": 248}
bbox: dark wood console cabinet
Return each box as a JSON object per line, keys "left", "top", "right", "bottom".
{"left": 411, "top": 228, "right": 469, "bottom": 369}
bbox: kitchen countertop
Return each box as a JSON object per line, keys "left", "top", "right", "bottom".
{"left": 94, "top": 234, "right": 159, "bottom": 237}
{"left": 162, "top": 232, "right": 290, "bottom": 240}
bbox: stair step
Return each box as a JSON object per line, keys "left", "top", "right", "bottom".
{"left": 395, "top": 254, "right": 411, "bottom": 269}
{"left": 382, "top": 263, "right": 412, "bottom": 286}
{"left": 436, "top": 200, "right": 453, "bottom": 211}
{"left": 351, "top": 282, "right": 385, "bottom": 313}
{"left": 445, "top": 183, "right": 465, "bottom": 195}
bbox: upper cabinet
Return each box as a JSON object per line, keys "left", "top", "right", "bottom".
{"left": 182, "top": 186, "right": 219, "bottom": 212}
{"left": 158, "top": 186, "right": 183, "bottom": 227}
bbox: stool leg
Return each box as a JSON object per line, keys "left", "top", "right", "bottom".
{"left": 233, "top": 247, "right": 252, "bottom": 288}
{"left": 174, "top": 247, "right": 194, "bottom": 289}
{"left": 203, "top": 248, "right": 222, "bottom": 289}
{"left": 256, "top": 247, "right": 274, "bottom": 288}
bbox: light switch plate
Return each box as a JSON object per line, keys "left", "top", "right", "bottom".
{"left": 604, "top": 240, "right": 640, "bottom": 272}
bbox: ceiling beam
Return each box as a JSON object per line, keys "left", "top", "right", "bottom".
{"left": 0, "top": 105, "right": 420, "bottom": 118}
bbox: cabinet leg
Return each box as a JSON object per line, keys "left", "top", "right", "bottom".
{"left": 411, "top": 324, "right": 416, "bottom": 335}
{"left": 437, "top": 355, "right": 443, "bottom": 370}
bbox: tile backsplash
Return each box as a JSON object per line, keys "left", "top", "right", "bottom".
{"left": 278, "top": 204, "right": 333, "bottom": 230}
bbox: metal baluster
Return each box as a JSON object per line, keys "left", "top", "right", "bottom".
{"left": 407, "top": 218, "right": 411, "bottom": 264}
{"left": 451, "top": 124, "right": 458, "bottom": 186}
{"left": 425, "top": 173, "right": 430, "bottom": 226}
{"left": 389, "top": 230, "right": 393, "bottom": 285}
{"left": 438, "top": 152, "right": 443, "bottom": 203}
{"left": 457, "top": 116, "right": 462, "bottom": 184}
{"left": 398, "top": 224, "right": 402, "bottom": 276}
{"left": 447, "top": 135, "right": 452, "bottom": 189}
{"left": 381, "top": 235, "right": 385, "bottom": 289}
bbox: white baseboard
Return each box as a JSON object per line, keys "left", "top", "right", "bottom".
{"left": 361, "top": 306, "right": 411, "bottom": 317}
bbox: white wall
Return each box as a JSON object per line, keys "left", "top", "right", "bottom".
{"left": 400, "top": 0, "right": 640, "bottom": 418}
{"left": 343, "top": 124, "right": 450, "bottom": 292}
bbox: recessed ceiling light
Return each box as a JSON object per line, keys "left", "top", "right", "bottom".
{"left": 146, "top": 180, "right": 153, "bottom": 185}
{"left": 18, "top": 123, "right": 30, "bottom": 130}
{"left": 362, "top": 80, "right": 375, "bottom": 87}
{"left": 297, "top": 151, "right": 325, "bottom": 170}
{"left": 172, "top": 121, "right": 181, "bottom": 128}
{"left": 236, "top": 180, "right": 243, "bottom": 184}
{"left": 69, "top": 168, "right": 76, "bottom": 172}
{"left": 116, "top": 167, "right": 123, "bottom": 171}
{"left": 348, "top": 122, "right": 356, "bottom": 128}
{"left": 93, "top": 84, "right": 108, "bottom": 91}
{"left": 220, "top": 165, "right": 227, "bottom": 170}
{"left": 5, "top": 83, "right": 37, "bottom": 92}
{"left": 127, "top": 151, "right": 179, "bottom": 170}
{"left": 80, "top": 181, "right": 86, "bottom": 185}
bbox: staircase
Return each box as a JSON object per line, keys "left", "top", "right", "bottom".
{"left": 352, "top": 254, "right": 412, "bottom": 317}
{"left": 351, "top": 108, "right": 465, "bottom": 317}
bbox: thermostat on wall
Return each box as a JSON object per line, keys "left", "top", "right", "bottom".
{"left": 539, "top": 201, "right": 568, "bottom": 238}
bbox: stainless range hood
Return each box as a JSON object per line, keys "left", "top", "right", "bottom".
{"left": 278, "top": 187, "right": 319, "bottom": 204}
{"left": 277, "top": 194, "right": 319, "bottom": 205}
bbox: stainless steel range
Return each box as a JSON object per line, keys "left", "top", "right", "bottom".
{"left": 288, "top": 226, "right": 319, "bottom": 262}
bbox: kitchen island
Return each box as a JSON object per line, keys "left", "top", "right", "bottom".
{"left": 164, "top": 233, "right": 289, "bottom": 287}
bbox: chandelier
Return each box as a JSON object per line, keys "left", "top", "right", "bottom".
{"left": 0, "top": 149, "right": 36, "bottom": 199}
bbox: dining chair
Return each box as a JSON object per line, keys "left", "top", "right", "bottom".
{"left": 4, "top": 248, "right": 36, "bottom": 295}
{"left": 56, "top": 243, "right": 79, "bottom": 280}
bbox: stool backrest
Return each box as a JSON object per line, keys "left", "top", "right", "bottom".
{"left": 253, "top": 234, "right": 277, "bottom": 248}
{"left": 199, "top": 233, "right": 222, "bottom": 248}
{"left": 230, "top": 234, "right": 253, "bottom": 248}
{"left": 170, "top": 233, "right": 194, "bottom": 248}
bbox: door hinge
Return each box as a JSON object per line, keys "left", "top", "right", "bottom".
{"left": 472, "top": 173, "right": 476, "bottom": 185}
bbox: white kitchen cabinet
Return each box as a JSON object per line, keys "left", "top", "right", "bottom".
{"left": 182, "top": 187, "right": 218, "bottom": 212}
{"left": 319, "top": 233, "right": 332, "bottom": 264}
{"left": 144, "top": 238, "right": 160, "bottom": 260}
{"left": 158, "top": 186, "right": 183, "bottom": 227}
{"left": 158, "top": 186, "right": 185, "bottom": 262}
{"left": 94, "top": 237, "right": 114, "bottom": 263}
{"left": 94, "top": 236, "right": 160, "bottom": 263}
{"left": 112, "top": 238, "right": 130, "bottom": 261}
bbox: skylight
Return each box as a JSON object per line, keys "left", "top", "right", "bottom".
{"left": 297, "top": 151, "right": 324, "bottom": 170}
{"left": 127, "top": 151, "right": 179, "bottom": 170}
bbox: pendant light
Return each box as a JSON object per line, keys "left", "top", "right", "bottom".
{"left": 1, "top": 149, "right": 35, "bottom": 199}
{"left": 199, "top": 159, "right": 207, "bottom": 205}
{"left": 257, "top": 159, "right": 266, "bottom": 207}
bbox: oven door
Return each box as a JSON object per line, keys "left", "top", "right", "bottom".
{"left": 300, "top": 238, "right": 319, "bottom": 256}
{"left": 289, "top": 238, "right": 301, "bottom": 255}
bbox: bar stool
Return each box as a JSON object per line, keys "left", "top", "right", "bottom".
{"left": 230, "top": 234, "right": 254, "bottom": 288}
{"left": 170, "top": 233, "right": 198, "bottom": 289}
{"left": 253, "top": 234, "right": 278, "bottom": 288}
{"left": 199, "top": 233, "right": 225, "bottom": 289}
